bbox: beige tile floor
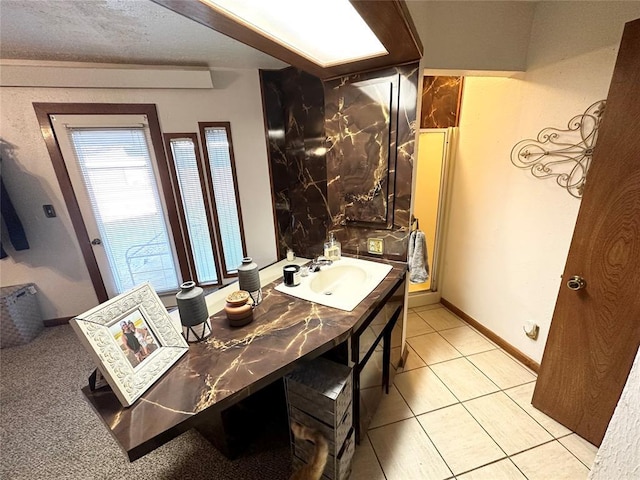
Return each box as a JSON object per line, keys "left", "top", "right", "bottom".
{"left": 350, "top": 305, "right": 598, "bottom": 480}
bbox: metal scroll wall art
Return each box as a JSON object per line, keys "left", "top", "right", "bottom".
{"left": 510, "top": 100, "right": 606, "bottom": 198}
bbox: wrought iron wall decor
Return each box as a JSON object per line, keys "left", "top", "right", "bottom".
{"left": 510, "top": 100, "right": 606, "bottom": 198}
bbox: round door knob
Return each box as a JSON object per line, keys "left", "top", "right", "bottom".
{"left": 91, "top": 238, "right": 102, "bottom": 245}
{"left": 567, "top": 275, "right": 586, "bottom": 291}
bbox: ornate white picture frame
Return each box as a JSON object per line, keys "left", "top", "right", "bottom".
{"left": 70, "top": 283, "right": 188, "bottom": 407}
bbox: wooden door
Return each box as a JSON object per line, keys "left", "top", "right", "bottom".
{"left": 532, "top": 18, "right": 640, "bottom": 446}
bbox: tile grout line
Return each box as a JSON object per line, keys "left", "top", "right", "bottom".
{"left": 376, "top": 372, "right": 458, "bottom": 479}
{"left": 414, "top": 310, "right": 468, "bottom": 333}
{"left": 501, "top": 383, "right": 574, "bottom": 442}
{"left": 453, "top": 456, "right": 523, "bottom": 479}
{"left": 439, "top": 328, "right": 549, "bottom": 476}
{"left": 442, "top": 312, "right": 560, "bottom": 442}
{"left": 453, "top": 397, "right": 553, "bottom": 480}
{"left": 461, "top": 344, "right": 565, "bottom": 444}
{"left": 393, "top": 306, "right": 586, "bottom": 479}
{"left": 393, "top": 362, "right": 509, "bottom": 478}
{"left": 428, "top": 356, "right": 501, "bottom": 402}
{"left": 409, "top": 329, "right": 467, "bottom": 364}
{"left": 556, "top": 435, "right": 597, "bottom": 470}
{"left": 412, "top": 408, "right": 456, "bottom": 480}
{"left": 363, "top": 431, "right": 390, "bottom": 480}
{"left": 405, "top": 351, "right": 462, "bottom": 367}
{"left": 390, "top": 366, "right": 461, "bottom": 420}
{"left": 413, "top": 306, "right": 590, "bottom": 477}
{"left": 456, "top": 377, "right": 556, "bottom": 459}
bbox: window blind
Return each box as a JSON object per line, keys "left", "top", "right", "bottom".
{"left": 169, "top": 138, "right": 218, "bottom": 284}
{"left": 69, "top": 128, "right": 179, "bottom": 294}
{"left": 203, "top": 127, "right": 244, "bottom": 274}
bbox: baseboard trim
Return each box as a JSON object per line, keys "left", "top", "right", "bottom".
{"left": 43, "top": 316, "right": 73, "bottom": 327}
{"left": 440, "top": 298, "right": 540, "bottom": 373}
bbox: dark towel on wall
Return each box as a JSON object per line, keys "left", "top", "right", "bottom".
{"left": 1, "top": 178, "right": 30, "bottom": 258}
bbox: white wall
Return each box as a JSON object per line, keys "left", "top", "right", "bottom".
{"left": 407, "top": 1, "right": 535, "bottom": 73}
{"left": 440, "top": 2, "right": 640, "bottom": 363}
{"left": 589, "top": 347, "right": 640, "bottom": 479}
{"left": 0, "top": 68, "right": 277, "bottom": 320}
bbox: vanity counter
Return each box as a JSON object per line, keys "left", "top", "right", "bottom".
{"left": 82, "top": 256, "right": 407, "bottom": 461}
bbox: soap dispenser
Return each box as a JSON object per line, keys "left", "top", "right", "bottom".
{"left": 324, "top": 232, "right": 341, "bottom": 261}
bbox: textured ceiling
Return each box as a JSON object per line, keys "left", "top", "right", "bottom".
{"left": 0, "top": 0, "right": 288, "bottom": 69}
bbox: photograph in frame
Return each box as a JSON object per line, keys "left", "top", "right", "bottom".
{"left": 110, "top": 308, "right": 161, "bottom": 369}
{"left": 70, "top": 283, "right": 189, "bottom": 407}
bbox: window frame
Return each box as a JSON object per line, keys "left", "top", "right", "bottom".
{"left": 198, "top": 122, "right": 247, "bottom": 278}
{"left": 34, "top": 103, "right": 191, "bottom": 303}
{"left": 53, "top": 115, "right": 183, "bottom": 296}
{"left": 163, "top": 132, "right": 223, "bottom": 286}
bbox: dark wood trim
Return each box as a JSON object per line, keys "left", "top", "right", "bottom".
{"left": 32, "top": 103, "right": 191, "bottom": 301}
{"left": 33, "top": 103, "right": 108, "bottom": 303}
{"left": 258, "top": 69, "right": 283, "bottom": 260}
{"left": 43, "top": 316, "right": 73, "bottom": 327}
{"left": 349, "top": 0, "right": 423, "bottom": 72}
{"left": 146, "top": 108, "right": 193, "bottom": 286}
{"left": 455, "top": 77, "right": 465, "bottom": 127}
{"left": 394, "top": 0, "right": 423, "bottom": 55}
{"left": 198, "top": 122, "right": 247, "bottom": 278}
{"left": 163, "top": 133, "right": 197, "bottom": 280}
{"left": 198, "top": 123, "right": 226, "bottom": 279}
{"left": 150, "top": 0, "right": 422, "bottom": 80}
{"left": 163, "top": 133, "right": 222, "bottom": 286}
{"left": 224, "top": 122, "right": 248, "bottom": 272}
{"left": 441, "top": 298, "right": 540, "bottom": 373}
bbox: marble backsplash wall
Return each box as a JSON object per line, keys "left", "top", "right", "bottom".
{"left": 260, "top": 68, "right": 329, "bottom": 260}
{"left": 329, "top": 75, "right": 397, "bottom": 227}
{"left": 325, "top": 64, "right": 420, "bottom": 261}
{"left": 261, "top": 63, "right": 419, "bottom": 262}
{"left": 421, "top": 76, "right": 463, "bottom": 128}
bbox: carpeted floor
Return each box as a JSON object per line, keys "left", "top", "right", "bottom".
{"left": 1, "top": 325, "right": 293, "bottom": 479}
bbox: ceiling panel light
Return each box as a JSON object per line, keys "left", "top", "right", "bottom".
{"left": 199, "top": 0, "right": 388, "bottom": 67}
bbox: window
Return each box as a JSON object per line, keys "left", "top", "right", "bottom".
{"left": 72, "top": 127, "right": 180, "bottom": 293}
{"left": 199, "top": 122, "right": 246, "bottom": 276}
{"left": 166, "top": 124, "right": 246, "bottom": 283}
{"left": 165, "top": 134, "right": 220, "bottom": 284}
{"left": 38, "top": 103, "right": 247, "bottom": 303}
{"left": 49, "top": 112, "right": 184, "bottom": 298}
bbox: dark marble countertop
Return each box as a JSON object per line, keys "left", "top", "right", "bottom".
{"left": 82, "top": 256, "right": 407, "bottom": 461}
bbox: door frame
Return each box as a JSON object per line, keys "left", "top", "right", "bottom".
{"left": 34, "top": 103, "right": 191, "bottom": 303}
{"left": 408, "top": 127, "right": 457, "bottom": 308}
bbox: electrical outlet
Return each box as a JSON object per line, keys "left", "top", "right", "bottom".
{"left": 367, "top": 238, "right": 384, "bottom": 255}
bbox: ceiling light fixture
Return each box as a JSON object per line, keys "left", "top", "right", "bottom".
{"left": 198, "top": 0, "right": 388, "bottom": 67}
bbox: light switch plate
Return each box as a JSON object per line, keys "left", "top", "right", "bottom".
{"left": 43, "top": 204, "right": 57, "bottom": 218}
{"left": 367, "top": 238, "right": 384, "bottom": 255}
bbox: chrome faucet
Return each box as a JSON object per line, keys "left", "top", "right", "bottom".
{"left": 309, "top": 255, "right": 333, "bottom": 272}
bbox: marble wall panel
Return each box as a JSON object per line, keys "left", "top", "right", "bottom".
{"left": 325, "top": 64, "right": 420, "bottom": 260}
{"left": 336, "top": 77, "right": 395, "bottom": 225}
{"left": 261, "top": 63, "right": 419, "bottom": 262}
{"left": 420, "top": 76, "right": 463, "bottom": 129}
{"left": 260, "top": 70, "right": 291, "bottom": 257}
{"left": 260, "top": 68, "right": 329, "bottom": 260}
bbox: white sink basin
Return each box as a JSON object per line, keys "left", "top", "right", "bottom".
{"left": 275, "top": 256, "right": 393, "bottom": 311}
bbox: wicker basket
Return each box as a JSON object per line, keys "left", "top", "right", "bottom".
{"left": 1, "top": 284, "right": 43, "bottom": 349}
